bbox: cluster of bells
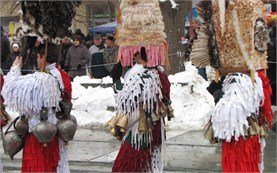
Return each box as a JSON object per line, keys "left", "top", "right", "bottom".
{"left": 204, "top": 116, "right": 269, "bottom": 144}
{"left": 2, "top": 104, "right": 77, "bottom": 160}
{"left": 107, "top": 100, "right": 174, "bottom": 141}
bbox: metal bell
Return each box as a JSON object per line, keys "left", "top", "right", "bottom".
{"left": 116, "top": 115, "right": 128, "bottom": 132}
{"left": 249, "top": 126, "right": 256, "bottom": 136}
{"left": 110, "top": 128, "right": 116, "bottom": 136}
{"left": 69, "top": 115, "right": 77, "bottom": 125}
{"left": 40, "top": 107, "right": 48, "bottom": 121}
{"left": 167, "top": 104, "right": 175, "bottom": 119}
{"left": 57, "top": 119, "right": 77, "bottom": 144}
{"left": 15, "top": 116, "right": 29, "bottom": 137}
{"left": 204, "top": 122, "right": 214, "bottom": 143}
{"left": 253, "top": 122, "right": 260, "bottom": 132}
{"left": 260, "top": 126, "right": 265, "bottom": 137}
{"left": 2, "top": 117, "right": 23, "bottom": 160}
{"left": 108, "top": 114, "right": 120, "bottom": 128}
{"left": 146, "top": 117, "right": 153, "bottom": 130}
{"left": 167, "top": 104, "right": 174, "bottom": 113}
{"left": 3, "top": 131, "right": 23, "bottom": 160}
{"left": 151, "top": 113, "right": 159, "bottom": 124}
{"left": 32, "top": 121, "right": 57, "bottom": 146}
{"left": 138, "top": 110, "right": 148, "bottom": 132}
{"left": 159, "top": 106, "right": 168, "bottom": 118}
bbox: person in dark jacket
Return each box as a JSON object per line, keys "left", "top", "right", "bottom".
{"left": 88, "top": 34, "right": 109, "bottom": 79}
{"left": 5, "top": 42, "right": 21, "bottom": 70}
{"left": 59, "top": 36, "right": 72, "bottom": 69}
{"left": 64, "top": 35, "right": 90, "bottom": 79}
{"left": 0, "top": 25, "right": 11, "bottom": 71}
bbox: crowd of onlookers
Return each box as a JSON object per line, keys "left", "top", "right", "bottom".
{"left": 0, "top": 25, "right": 118, "bottom": 80}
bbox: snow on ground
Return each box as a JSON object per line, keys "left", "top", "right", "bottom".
{"left": 6, "top": 62, "right": 214, "bottom": 131}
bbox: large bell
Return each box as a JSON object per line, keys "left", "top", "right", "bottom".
{"left": 32, "top": 121, "right": 57, "bottom": 147}
{"left": 69, "top": 115, "right": 77, "bottom": 125}
{"left": 3, "top": 131, "right": 23, "bottom": 159}
{"left": 57, "top": 119, "right": 77, "bottom": 145}
{"left": 2, "top": 117, "right": 24, "bottom": 160}
{"left": 116, "top": 115, "right": 128, "bottom": 133}
{"left": 14, "top": 116, "right": 29, "bottom": 137}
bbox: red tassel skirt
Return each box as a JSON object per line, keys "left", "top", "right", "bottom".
{"left": 112, "top": 121, "right": 164, "bottom": 172}
{"left": 112, "top": 142, "right": 151, "bottom": 172}
{"left": 222, "top": 135, "right": 261, "bottom": 172}
{"left": 21, "top": 133, "right": 60, "bottom": 173}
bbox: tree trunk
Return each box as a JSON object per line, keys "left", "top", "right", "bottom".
{"left": 160, "top": 0, "right": 191, "bottom": 74}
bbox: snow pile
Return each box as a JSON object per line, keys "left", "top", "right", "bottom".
{"left": 168, "top": 62, "right": 214, "bottom": 131}
{"left": 71, "top": 81, "right": 115, "bottom": 128}
{"left": 6, "top": 62, "right": 214, "bottom": 131}
{"left": 71, "top": 62, "right": 214, "bottom": 131}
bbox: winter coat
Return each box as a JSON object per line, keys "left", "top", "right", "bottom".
{"left": 59, "top": 43, "right": 71, "bottom": 69}
{"left": 5, "top": 51, "right": 20, "bottom": 70}
{"left": 89, "top": 44, "right": 109, "bottom": 79}
{"left": 65, "top": 44, "right": 90, "bottom": 79}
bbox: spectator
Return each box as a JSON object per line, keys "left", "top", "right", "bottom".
{"left": 89, "top": 34, "right": 109, "bottom": 79}
{"left": 75, "top": 29, "right": 85, "bottom": 42}
{"left": 103, "top": 34, "right": 118, "bottom": 74}
{"left": 64, "top": 35, "right": 90, "bottom": 80}
{"left": 5, "top": 42, "right": 21, "bottom": 69}
{"left": 59, "top": 36, "right": 72, "bottom": 69}
{"left": 0, "top": 25, "right": 11, "bottom": 71}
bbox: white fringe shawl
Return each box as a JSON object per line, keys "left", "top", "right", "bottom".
{"left": 2, "top": 65, "right": 61, "bottom": 116}
{"left": 116, "top": 66, "right": 160, "bottom": 149}
{"left": 211, "top": 72, "right": 264, "bottom": 142}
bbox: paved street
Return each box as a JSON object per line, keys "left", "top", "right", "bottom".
{"left": 1, "top": 128, "right": 276, "bottom": 173}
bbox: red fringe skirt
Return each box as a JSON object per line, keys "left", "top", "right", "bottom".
{"left": 112, "top": 121, "right": 163, "bottom": 172}
{"left": 112, "top": 142, "right": 151, "bottom": 172}
{"left": 21, "top": 133, "right": 60, "bottom": 173}
{"left": 222, "top": 135, "right": 261, "bottom": 172}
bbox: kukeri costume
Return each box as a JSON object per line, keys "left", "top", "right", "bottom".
{"left": 108, "top": 0, "right": 173, "bottom": 172}
{"left": 1, "top": 61, "right": 74, "bottom": 172}
{"left": 191, "top": 0, "right": 273, "bottom": 172}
